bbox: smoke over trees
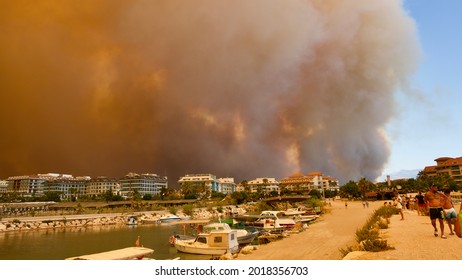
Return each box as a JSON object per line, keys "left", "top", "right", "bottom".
{"left": 0, "top": 0, "right": 420, "bottom": 184}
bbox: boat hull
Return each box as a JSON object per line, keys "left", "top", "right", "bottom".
{"left": 174, "top": 241, "right": 238, "bottom": 255}
{"left": 237, "top": 231, "right": 259, "bottom": 245}
{"left": 160, "top": 215, "right": 181, "bottom": 223}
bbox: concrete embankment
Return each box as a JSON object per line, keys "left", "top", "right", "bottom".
{"left": 0, "top": 206, "right": 228, "bottom": 232}
{"left": 0, "top": 211, "right": 175, "bottom": 232}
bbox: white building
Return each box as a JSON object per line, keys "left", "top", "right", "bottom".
{"left": 178, "top": 174, "right": 219, "bottom": 194}
{"left": 42, "top": 175, "right": 91, "bottom": 200}
{"left": 119, "top": 172, "right": 167, "bottom": 198}
{"left": 0, "top": 180, "right": 8, "bottom": 194}
{"left": 178, "top": 174, "right": 237, "bottom": 195}
{"left": 216, "top": 177, "right": 236, "bottom": 194}
{"left": 279, "top": 172, "right": 340, "bottom": 192}
{"left": 247, "top": 177, "right": 280, "bottom": 194}
{"left": 6, "top": 173, "right": 72, "bottom": 197}
{"left": 86, "top": 177, "right": 120, "bottom": 198}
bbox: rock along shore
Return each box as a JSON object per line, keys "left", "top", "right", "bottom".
{"left": 0, "top": 206, "right": 239, "bottom": 233}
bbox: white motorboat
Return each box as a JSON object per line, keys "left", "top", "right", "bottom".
{"left": 159, "top": 214, "right": 181, "bottom": 223}
{"left": 283, "top": 208, "right": 319, "bottom": 223}
{"left": 174, "top": 230, "right": 239, "bottom": 255}
{"left": 247, "top": 218, "right": 284, "bottom": 234}
{"left": 126, "top": 215, "right": 138, "bottom": 226}
{"left": 259, "top": 211, "right": 296, "bottom": 228}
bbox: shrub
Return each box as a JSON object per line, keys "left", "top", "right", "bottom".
{"left": 168, "top": 206, "right": 178, "bottom": 215}
{"left": 339, "top": 246, "right": 354, "bottom": 258}
{"left": 361, "top": 239, "right": 391, "bottom": 252}
{"left": 182, "top": 204, "right": 195, "bottom": 217}
{"left": 353, "top": 206, "right": 395, "bottom": 252}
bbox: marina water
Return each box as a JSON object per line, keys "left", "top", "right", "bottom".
{"left": 0, "top": 223, "right": 211, "bottom": 260}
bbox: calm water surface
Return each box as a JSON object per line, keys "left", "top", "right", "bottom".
{"left": 0, "top": 223, "right": 210, "bottom": 260}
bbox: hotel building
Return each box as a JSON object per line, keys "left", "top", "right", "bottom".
{"left": 422, "top": 156, "right": 462, "bottom": 186}
{"left": 119, "top": 172, "right": 168, "bottom": 198}
{"left": 279, "top": 171, "right": 340, "bottom": 192}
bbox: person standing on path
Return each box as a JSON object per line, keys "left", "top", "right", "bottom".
{"left": 415, "top": 192, "right": 426, "bottom": 216}
{"left": 394, "top": 196, "right": 404, "bottom": 220}
{"left": 442, "top": 189, "right": 457, "bottom": 236}
{"left": 425, "top": 185, "right": 446, "bottom": 239}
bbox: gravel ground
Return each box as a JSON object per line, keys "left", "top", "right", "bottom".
{"left": 235, "top": 200, "right": 380, "bottom": 260}
{"left": 236, "top": 200, "right": 462, "bottom": 260}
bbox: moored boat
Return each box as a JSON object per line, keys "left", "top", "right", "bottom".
{"left": 159, "top": 214, "right": 181, "bottom": 223}
{"left": 174, "top": 230, "right": 239, "bottom": 255}
{"left": 202, "top": 222, "right": 259, "bottom": 246}
{"left": 259, "top": 211, "right": 296, "bottom": 228}
{"left": 283, "top": 207, "right": 319, "bottom": 223}
{"left": 126, "top": 215, "right": 138, "bottom": 226}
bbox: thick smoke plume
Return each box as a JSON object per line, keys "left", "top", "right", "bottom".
{"left": 0, "top": 0, "right": 420, "bottom": 184}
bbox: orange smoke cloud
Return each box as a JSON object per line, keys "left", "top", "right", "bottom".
{"left": 0, "top": 0, "right": 420, "bottom": 183}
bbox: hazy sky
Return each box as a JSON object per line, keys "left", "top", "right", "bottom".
{"left": 378, "top": 0, "right": 462, "bottom": 181}
{"left": 1, "top": 0, "right": 457, "bottom": 185}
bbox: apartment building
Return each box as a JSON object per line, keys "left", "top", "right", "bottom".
{"left": 0, "top": 180, "right": 7, "bottom": 194}
{"left": 246, "top": 177, "right": 279, "bottom": 194}
{"left": 6, "top": 173, "right": 70, "bottom": 197}
{"left": 119, "top": 172, "right": 168, "bottom": 198}
{"left": 279, "top": 171, "right": 339, "bottom": 192}
{"left": 86, "top": 177, "right": 120, "bottom": 198}
{"left": 42, "top": 175, "right": 91, "bottom": 200}
{"left": 216, "top": 177, "right": 236, "bottom": 194}
{"left": 423, "top": 156, "right": 462, "bottom": 186}
{"left": 178, "top": 174, "right": 220, "bottom": 194}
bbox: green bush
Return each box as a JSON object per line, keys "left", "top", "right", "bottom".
{"left": 355, "top": 227, "right": 379, "bottom": 243}
{"left": 361, "top": 239, "right": 391, "bottom": 252}
{"left": 168, "top": 206, "right": 178, "bottom": 215}
{"left": 182, "top": 204, "right": 195, "bottom": 216}
{"left": 353, "top": 206, "right": 395, "bottom": 252}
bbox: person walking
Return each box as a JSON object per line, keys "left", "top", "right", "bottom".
{"left": 394, "top": 196, "right": 404, "bottom": 220}
{"left": 424, "top": 185, "right": 446, "bottom": 239}
{"left": 415, "top": 192, "right": 426, "bottom": 216}
{"left": 442, "top": 189, "right": 457, "bottom": 236}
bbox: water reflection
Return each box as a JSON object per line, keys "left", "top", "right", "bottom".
{"left": 0, "top": 223, "right": 210, "bottom": 260}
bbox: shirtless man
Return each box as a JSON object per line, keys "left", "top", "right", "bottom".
{"left": 442, "top": 189, "right": 457, "bottom": 236}
{"left": 424, "top": 185, "right": 446, "bottom": 239}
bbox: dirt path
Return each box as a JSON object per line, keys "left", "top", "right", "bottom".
{"left": 236, "top": 200, "right": 381, "bottom": 260}
{"left": 346, "top": 206, "right": 462, "bottom": 260}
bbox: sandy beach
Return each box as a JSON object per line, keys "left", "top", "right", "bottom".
{"left": 236, "top": 200, "right": 462, "bottom": 260}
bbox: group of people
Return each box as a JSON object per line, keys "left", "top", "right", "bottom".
{"left": 392, "top": 185, "right": 460, "bottom": 239}
{"left": 424, "top": 184, "right": 459, "bottom": 239}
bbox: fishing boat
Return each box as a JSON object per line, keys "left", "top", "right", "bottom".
{"left": 168, "top": 219, "right": 211, "bottom": 245}
{"left": 126, "top": 215, "right": 138, "bottom": 226}
{"left": 174, "top": 230, "right": 239, "bottom": 255}
{"left": 65, "top": 247, "right": 154, "bottom": 260}
{"left": 202, "top": 222, "right": 259, "bottom": 246}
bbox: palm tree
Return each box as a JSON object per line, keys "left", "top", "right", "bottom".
{"left": 241, "top": 180, "right": 250, "bottom": 193}
{"left": 357, "top": 177, "right": 371, "bottom": 198}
